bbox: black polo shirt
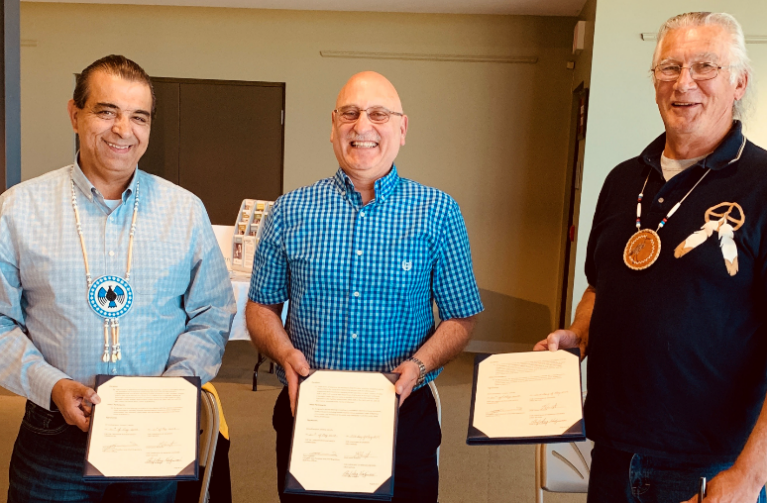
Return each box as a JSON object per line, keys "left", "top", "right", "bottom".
{"left": 584, "top": 121, "right": 767, "bottom": 462}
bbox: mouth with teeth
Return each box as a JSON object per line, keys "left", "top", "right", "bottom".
{"left": 350, "top": 140, "right": 379, "bottom": 149}
{"left": 104, "top": 140, "right": 133, "bottom": 152}
{"left": 672, "top": 102, "right": 700, "bottom": 108}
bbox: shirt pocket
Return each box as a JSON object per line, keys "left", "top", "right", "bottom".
{"left": 387, "top": 236, "right": 432, "bottom": 300}
{"left": 128, "top": 241, "right": 191, "bottom": 308}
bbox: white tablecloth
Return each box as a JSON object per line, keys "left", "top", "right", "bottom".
{"left": 230, "top": 274, "right": 287, "bottom": 341}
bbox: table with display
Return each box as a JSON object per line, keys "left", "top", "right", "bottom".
{"left": 230, "top": 273, "right": 287, "bottom": 390}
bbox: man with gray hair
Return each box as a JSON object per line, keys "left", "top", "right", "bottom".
{"left": 536, "top": 12, "right": 767, "bottom": 503}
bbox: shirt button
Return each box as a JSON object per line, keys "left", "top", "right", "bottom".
{"left": 109, "top": 251, "right": 115, "bottom": 257}
{"left": 356, "top": 250, "right": 363, "bottom": 256}
{"left": 342, "top": 191, "right": 346, "bottom": 196}
{"left": 111, "top": 368, "right": 117, "bottom": 375}
{"left": 360, "top": 211, "right": 366, "bottom": 218}
{"left": 353, "top": 291, "right": 360, "bottom": 297}
{"left": 658, "top": 197, "right": 665, "bottom": 203}
{"left": 351, "top": 333, "right": 358, "bottom": 339}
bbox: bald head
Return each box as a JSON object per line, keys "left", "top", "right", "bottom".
{"left": 336, "top": 71, "right": 403, "bottom": 113}
{"left": 331, "top": 71, "right": 408, "bottom": 190}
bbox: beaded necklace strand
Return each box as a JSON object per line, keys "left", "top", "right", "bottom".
{"left": 70, "top": 174, "right": 140, "bottom": 363}
{"left": 624, "top": 168, "right": 710, "bottom": 270}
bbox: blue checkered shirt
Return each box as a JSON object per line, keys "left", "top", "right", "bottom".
{"left": 248, "top": 166, "right": 483, "bottom": 386}
{"left": 0, "top": 162, "right": 236, "bottom": 409}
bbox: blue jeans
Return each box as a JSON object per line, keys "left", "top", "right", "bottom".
{"left": 8, "top": 400, "right": 177, "bottom": 503}
{"left": 588, "top": 442, "right": 767, "bottom": 503}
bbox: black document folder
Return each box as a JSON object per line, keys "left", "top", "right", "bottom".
{"left": 467, "top": 349, "right": 585, "bottom": 445}
{"left": 83, "top": 375, "right": 200, "bottom": 482}
{"left": 284, "top": 370, "right": 399, "bottom": 501}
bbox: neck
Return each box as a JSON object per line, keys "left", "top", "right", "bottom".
{"left": 663, "top": 121, "right": 733, "bottom": 160}
{"left": 79, "top": 161, "right": 134, "bottom": 200}
{"left": 344, "top": 166, "right": 391, "bottom": 205}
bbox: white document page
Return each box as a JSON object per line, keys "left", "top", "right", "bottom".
{"left": 289, "top": 371, "right": 396, "bottom": 494}
{"left": 87, "top": 377, "right": 198, "bottom": 477}
{"left": 473, "top": 351, "right": 582, "bottom": 438}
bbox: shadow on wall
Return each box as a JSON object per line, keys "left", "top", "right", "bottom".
{"left": 464, "top": 289, "right": 552, "bottom": 353}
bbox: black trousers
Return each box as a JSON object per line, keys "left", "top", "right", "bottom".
{"left": 273, "top": 385, "right": 441, "bottom": 503}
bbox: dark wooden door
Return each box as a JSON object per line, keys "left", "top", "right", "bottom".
{"left": 140, "top": 78, "right": 285, "bottom": 225}
{"left": 141, "top": 80, "right": 180, "bottom": 184}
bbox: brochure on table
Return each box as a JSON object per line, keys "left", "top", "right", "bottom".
{"left": 231, "top": 199, "right": 274, "bottom": 273}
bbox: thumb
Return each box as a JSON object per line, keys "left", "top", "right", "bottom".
{"left": 547, "top": 333, "right": 560, "bottom": 351}
{"left": 293, "top": 354, "right": 310, "bottom": 377}
{"left": 75, "top": 383, "right": 100, "bottom": 404}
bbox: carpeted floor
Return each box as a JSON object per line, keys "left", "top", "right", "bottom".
{"left": 0, "top": 342, "right": 586, "bottom": 503}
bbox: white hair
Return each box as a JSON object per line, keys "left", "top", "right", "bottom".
{"left": 652, "top": 12, "right": 753, "bottom": 120}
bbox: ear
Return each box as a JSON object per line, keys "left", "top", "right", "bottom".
{"left": 67, "top": 99, "right": 79, "bottom": 133}
{"left": 330, "top": 110, "right": 336, "bottom": 143}
{"left": 733, "top": 72, "right": 748, "bottom": 101}
{"left": 399, "top": 115, "right": 409, "bottom": 146}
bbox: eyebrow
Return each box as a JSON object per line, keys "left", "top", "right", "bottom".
{"left": 659, "top": 52, "right": 721, "bottom": 64}
{"left": 94, "top": 102, "right": 151, "bottom": 117}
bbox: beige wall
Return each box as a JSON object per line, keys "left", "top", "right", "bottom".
{"left": 573, "top": 1, "right": 767, "bottom": 305}
{"left": 21, "top": 3, "right": 579, "bottom": 339}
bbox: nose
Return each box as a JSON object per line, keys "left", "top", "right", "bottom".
{"left": 674, "top": 67, "right": 697, "bottom": 92}
{"left": 352, "top": 110, "right": 374, "bottom": 133}
{"left": 111, "top": 114, "right": 131, "bottom": 137}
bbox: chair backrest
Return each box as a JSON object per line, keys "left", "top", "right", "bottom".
{"left": 427, "top": 380, "right": 441, "bottom": 467}
{"left": 535, "top": 439, "right": 593, "bottom": 503}
{"left": 199, "top": 388, "right": 221, "bottom": 503}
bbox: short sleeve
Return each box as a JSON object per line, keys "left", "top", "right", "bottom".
{"left": 432, "top": 202, "right": 484, "bottom": 320}
{"left": 585, "top": 175, "right": 614, "bottom": 288}
{"left": 248, "top": 199, "right": 288, "bottom": 305}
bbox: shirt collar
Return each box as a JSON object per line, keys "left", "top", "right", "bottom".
{"left": 332, "top": 165, "right": 400, "bottom": 203}
{"left": 72, "top": 153, "right": 138, "bottom": 204}
{"left": 640, "top": 121, "right": 747, "bottom": 174}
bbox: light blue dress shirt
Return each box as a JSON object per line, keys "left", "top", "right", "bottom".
{"left": 0, "top": 162, "right": 236, "bottom": 409}
{"left": 249, "top": 166, "right": 484, "bottom": 386}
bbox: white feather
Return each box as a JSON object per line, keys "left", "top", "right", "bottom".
{"left": 718, "top": 223, "right": 738, "bottom": 263}
{"left": 686, "top": 220, "right": 719, "bottom": 247}
{"left": 674, "top": 220, "right": 720, "bottom": 258}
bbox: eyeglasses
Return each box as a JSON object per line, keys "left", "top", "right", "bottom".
{"left": 333, "top": 106, "right": 404, "bottom": 124}
{"left": 652, "top": 62, "right": 729, "bottom": 82}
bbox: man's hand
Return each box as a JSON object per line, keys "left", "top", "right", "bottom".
{"left": 681, "top": 466, "right": 763, "bottom": 503}
{"left": 282, "top": 348, "right": 310, "bottom": 416}
{"left": 51, "top": 379, "right": 101, "bottom": 432}
{"left": 392, "top": 359, "right": 420, "bottom": 406}
{"left": 533, "top": 329, "right": 586, "bottom": 359}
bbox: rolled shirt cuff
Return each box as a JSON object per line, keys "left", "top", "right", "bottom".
{"left": 28, "top": 364, "right": 71, "bottom": 411}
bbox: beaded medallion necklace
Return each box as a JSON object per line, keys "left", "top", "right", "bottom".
{"left": 70, "top": 172, "right": 139, "bottom": 363}
{"left": 623, "top": 168, "right": 710, "bottom": 270}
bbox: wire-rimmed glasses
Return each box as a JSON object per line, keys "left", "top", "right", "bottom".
{"left": 333, "top": 106, "right": 404, "bottom": 124}
{"left": 652, "top": 62, "right": 729, "bottom": 82}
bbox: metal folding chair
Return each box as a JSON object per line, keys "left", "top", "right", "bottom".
{"left": 535, "top": 439, "right": 593, "bottom": 503}
{"left": 199, "top": 387, "right": 221, "bottom": 503}
{"left": 427, "top": 380, "right": 442, "bottom": 466}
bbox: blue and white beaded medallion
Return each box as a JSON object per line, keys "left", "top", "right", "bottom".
{"left": 88, "top": 275, "right": 134, "bottom": 319}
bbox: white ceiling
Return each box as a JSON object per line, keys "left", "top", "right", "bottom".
{"left": 22, "top": 0, "right": 588, "bottom": 17}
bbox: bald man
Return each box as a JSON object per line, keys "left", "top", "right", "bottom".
{"left": 246, "top": 72, "right": 484, "bottom": 502}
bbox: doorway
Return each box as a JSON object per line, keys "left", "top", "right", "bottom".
{"left": 555, "top": 83, "right": 589, "bottom": 328}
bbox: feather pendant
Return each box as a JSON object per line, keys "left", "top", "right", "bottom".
{"left": 674, "top": 220, "right": 720, "bottom": 258}
{"left": 718, "top": 222, "right": 739, "bottom": 276}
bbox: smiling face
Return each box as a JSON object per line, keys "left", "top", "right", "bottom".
{"left": 330, "top": 72, "right": 408, "bottom": 184}
{"left": 68, "top": 70, "right": 152, "bottom": 189}
{"left": 654, "top": 25, "right": 747, "bottom": 148}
